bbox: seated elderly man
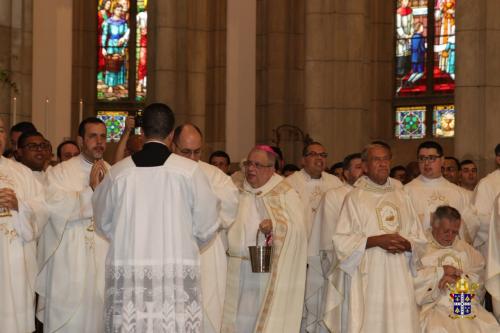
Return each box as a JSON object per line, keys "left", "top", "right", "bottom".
{"left": 221, "top": 145, "right": 307, "bottom": 333}
{"left": 414, "top": 205, "right": 499, "bottom": 332}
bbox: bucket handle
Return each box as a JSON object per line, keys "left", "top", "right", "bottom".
{"left": 256, "top": 229, "right": 264, "bottom": 246}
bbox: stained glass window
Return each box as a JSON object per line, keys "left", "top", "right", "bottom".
{"left": 395, "top": 1, "right": 428, "bottom": 96}
{"left": 135, "top": 0, "right": 148, "bottom": 102}
{"left": 394, "top": 0, "right": 455, "bottom": 139}
{"left": 433, "top": 0, "right": 455, "bottom": 94}
{"left": 97, "top": 0, "right": 147, "bottom": 103}
{"left": 433, "top": 104, "right": 455, "bottom": 137}
{"left": 97, "top": 111, "right": 128, "bottom": 142}
{"left": 395, "top": 106, "right": 426, "bottom": 139}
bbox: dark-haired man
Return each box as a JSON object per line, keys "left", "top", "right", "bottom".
{"left": 36, "top": 117, "right": 110, "bottom": 333}
{"left": 209, "top": 150, "right": 231, "bottom": 174}
{"left": 459, "top": 159, "right": 478, "bottom": 192}
{"left": 286, "top": 141, "right": 342, "bottom": 332}
{"left": 56, "top": 140, "right": 80, "bottom": 163}
{"left": 93, "top": 105, "right": 219, "bottom": 332}
{"left": 320, "top": 153, "right": 363, "bottom": 332}
{"left": 0, "top": 117, "right": 48, "bottom": 333}
{"left": 16, "top": 131, "right": 50, "bottom": 184}
{"left": 443, "top": 156, "right": 460, "bottom": 185}
{"left": 404, "top": 141, "right": 479, "bottom": 244}
{"left": 8, "top": 121, "right": 37, "bottom": 159}
{"left": 390, "top": 165, "right": 407, "bottom": 184}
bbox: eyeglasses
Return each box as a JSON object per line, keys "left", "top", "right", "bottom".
{"left": 179, "top": 148, "right": 201, "bottom": 157}
{"left": 243, "top": 160, "right": 274, "bottom": 169}
{"left": 21, "top": 143, "right": 50, "bottom": 151}
{"left": 305, "top": 151, "right": 328, "bottom": 158}
{"left": 417, "top": 155, "right": 442, "bottom": 163}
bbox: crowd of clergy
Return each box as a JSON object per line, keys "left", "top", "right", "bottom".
{"left": 0, "top": 102, "right": 499, "bottom": 333}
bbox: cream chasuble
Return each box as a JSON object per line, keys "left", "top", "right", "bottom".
{"left": 198, "top": 161, "right": 239, "bottom": 333}
{"left": 486, "top": 194, "right": 500, "bottom": 321}
{"left": 473, "top": 169, "right": 500, "bottom": 258}
{"left": 93, "top": 154, "right": 219, "bottom": 333}
{"left": 333, "top": 176, "right": 426, "bottom": 333}
{"left": 222, "top": 174, "right": 308, "bottom": 333}
{"left": 36, "top": 155, "right": 110, "bottom": 333}
{"left": 286, "top": 169, "right": 342, "bottom": 333}
{"left": 405, "top": 175, "right": 480, "bottom": 244}
{"left": 318, "top": 184, "right": 352, "bottom": 333}
{"left": 414, "top": 231, "right": 499, "bottom": 332}
{"left": 0, "top": 157, "right": 48, "bottom": 333}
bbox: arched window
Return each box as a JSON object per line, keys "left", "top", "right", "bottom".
{"left": 394, "top": 0, "right": 455, "bottom": 139}
{"left": 95, "top": 0, "right": 148, "bottom": 141}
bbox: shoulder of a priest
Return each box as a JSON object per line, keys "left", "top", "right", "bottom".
{"left": 8, "top": 158, "right": 36, "bottom": 178}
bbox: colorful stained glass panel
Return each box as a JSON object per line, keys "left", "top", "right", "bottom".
{"left": 433, "top": 0, "right": 456, "bottom": 94}
{"left": 97, "top": 0, "right": 131, "bottom": 101}
{"left": 135, "top": 0, "right": 147, "bottom": 102}
{"left": 395, "top": 1, "right": 429, "bottom": 96}
{"left": 433, "top": 104, "right": 455, "bottom": 138}
{"left": 395, "top": 106, "right": 426, "bottom": 139}
{"left": 97, "top": 111, "right": 128, "bottom": 142}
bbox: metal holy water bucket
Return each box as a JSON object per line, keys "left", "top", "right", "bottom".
{"left": 248, "top": 230, "right": 273, "bottom": 273}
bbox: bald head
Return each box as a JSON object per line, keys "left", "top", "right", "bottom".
{"left": 172, "top": 123, "right": 203, "bottom": 161}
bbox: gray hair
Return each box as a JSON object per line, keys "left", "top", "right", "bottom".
{"left": 430, "top": 205, "right": 461, "bottom": 227}
{"left": 360, "top": 143, "right": 392, "bottom": 161}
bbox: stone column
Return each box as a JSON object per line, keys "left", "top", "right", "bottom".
{"left": 455, "top": 0, "right": 499, "bottom": 175}
{"left": 0, "top": 0, "right": 32, "bottom": 129}
{"left": 32, "top": 0, "right": 73, "bottom": 145}
{"left": 153, "top": 0, "right": 227, "bottom": 161}
{"left": 256, "top": 0, "right": 305, "bottom": 165}
{"left": 304, "top": 0, "right": 370, "bottom": 165}
{"left": 225, "top": 0, "right": 256, "bottom": 162}
{"left": 71, "top": 0, "right": 97, "bottom": 138}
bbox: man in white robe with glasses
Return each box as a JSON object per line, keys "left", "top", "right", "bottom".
{"left": 404, "top": 141, "right": 480, "bottom": 245}
{"left": 0, "top": 117, "right": 48, "bottom": 333}
{"left": 286, "top": 141, "right": 342, "bottom": 333}
{"left": 222, "top": 145, "right": 307, "bottom": 333}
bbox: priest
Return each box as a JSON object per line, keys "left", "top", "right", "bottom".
{"left": 473, "top": 144, "right": 500, "bottom": 257}
{"left": 285, "top": 141, "right": 342, "bottom": 333}
{"left": 36, "top": 117, "right": 110, "bottom": 332}
{"left": 404, "top": 141, "right": 479, "bottom": 244}
{"left": 0, "top": 117, "right": 48, "bottom": 333}
{"left": 320, "top": 153, "right": 363, "bottom": 333}
{"left": 93, "top": 103, "right": 219, "bottom": 332}
{"left": 332, "top": 142, "right": 427, "bottom": 333}
{"left": 486, "top": 194, "right": 500, "bottom": 321}
{"left": 222, "top": 145, "right": 307, "bottom": 333}
{"left": 171, "top": 122, "right": 239, "bottom": 333}
{"left": 414, "top": 205, "right": 499, "bottom": 332}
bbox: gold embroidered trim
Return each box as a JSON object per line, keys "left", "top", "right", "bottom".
{"left": 375, "top": 201, "right": 401, "bottom": 233}
{"left": 0, "top": 223, "right": 18, "bottom": 242}
{"left": 255, "top": 180, "right": 289, "bottom": 332}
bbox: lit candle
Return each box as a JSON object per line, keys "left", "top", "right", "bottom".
{"left": 45, "top": 98, "right": 49, "bottom": 135}
{"left": 12, "top": 97, "right": 17, "bottom": 126}
{"left": 79, "top": 99, "right": 83, "bottom": 124}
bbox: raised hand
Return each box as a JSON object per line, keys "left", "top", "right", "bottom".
{"left": 90, "top": 160, "right": 107, "bottom": 191}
